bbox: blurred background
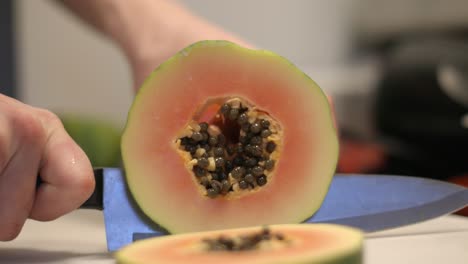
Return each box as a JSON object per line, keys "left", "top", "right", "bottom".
{"left": 1, "top": 0, "right": 467, "bottom": 186}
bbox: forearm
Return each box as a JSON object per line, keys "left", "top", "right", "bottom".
{"left": 60, "top": 0, "right": 186, "bottom": 57}
{"left": 58, "top": 0, "right": 249, "bottom": 88}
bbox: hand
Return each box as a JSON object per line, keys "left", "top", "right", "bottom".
{"left": 121, "top": 2, "right": 253, "bottom": 90}
{"left": 0, "top": 94, "right": 94, "bottom": 241}
{"left": 59, "top": 0, "right": 252, "bottom": 90}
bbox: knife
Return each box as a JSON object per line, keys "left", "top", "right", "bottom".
{"left": 66, "top": 168, "right": 468, "bottom": 251}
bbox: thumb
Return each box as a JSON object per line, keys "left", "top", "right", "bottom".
{"left": 30, "top": 111, "right": 95, "bottom": 221}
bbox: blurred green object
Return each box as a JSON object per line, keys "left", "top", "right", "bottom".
{"left": 60, "top": 114, "right": 122, "bottom": 167}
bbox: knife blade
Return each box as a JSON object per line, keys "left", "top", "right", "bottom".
{"left": 73, "top": 168, "right": 468, "bottom": 251}
{"left": 305, "top": 174, "right": 468, "bottom": 230}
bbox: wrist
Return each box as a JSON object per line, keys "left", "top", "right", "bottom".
{"left": 99, "top": 0, "right": 251, "bottom": 89}
{"left": 107, "top": 0, "right": 190, "bottom": 61}
{"left": 60, "top": 0, "right": 250, "bottom": 90}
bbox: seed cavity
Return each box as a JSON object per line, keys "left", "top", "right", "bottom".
{"left": 176, "top": 97, "right": 281, "bottom": 199}
{"left": 202, "top": 226, "right": 289, "bottom": 252}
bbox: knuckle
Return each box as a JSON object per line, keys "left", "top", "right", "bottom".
{"left": 37, "top": 109, "right": 62, "bottom": 127}
{"left": 12, "top": 108, "right": 63, "bottom": 147}
{"left": 11, "top": 110, "right": 46, "bottom": 145}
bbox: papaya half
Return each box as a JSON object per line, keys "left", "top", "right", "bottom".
{"left": 121, "top": 40, "right": 339, "bottom": 234}
{"left": 116, "top": 224, "right": 363, "bottom": 264}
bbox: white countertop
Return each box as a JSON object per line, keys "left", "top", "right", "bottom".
{"left": 1, "top": 210, "right": 468, "bottom": 264}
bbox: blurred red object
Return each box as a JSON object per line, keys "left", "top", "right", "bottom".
{"left": 337, "top": 139, "right": 386, "bottom": 174}
{"left": 447, "top": 174, "right": 468, "bottom": 217}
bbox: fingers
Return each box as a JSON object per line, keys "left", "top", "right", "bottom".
{"left": 0, "top": 94, "right": 95, "bottom": 240}
{"left": 0, "top": 104, "right": 45, "bottom": 240}
{"left": 29, "top": 110, "right": 95, "bottom": 221}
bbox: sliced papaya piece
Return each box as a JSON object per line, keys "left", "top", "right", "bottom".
{"left": 121, "top": 40, "right": 339, "bottom": 233}
{"left": 116, "top": 224, "right": 363, "bottom": 264}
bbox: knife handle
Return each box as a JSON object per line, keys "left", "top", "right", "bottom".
{"left": 36, "top": 168, "right": 104, "bottom": 210}
{"left": 81, "top": 168, "right": 104, "bottom": 210}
